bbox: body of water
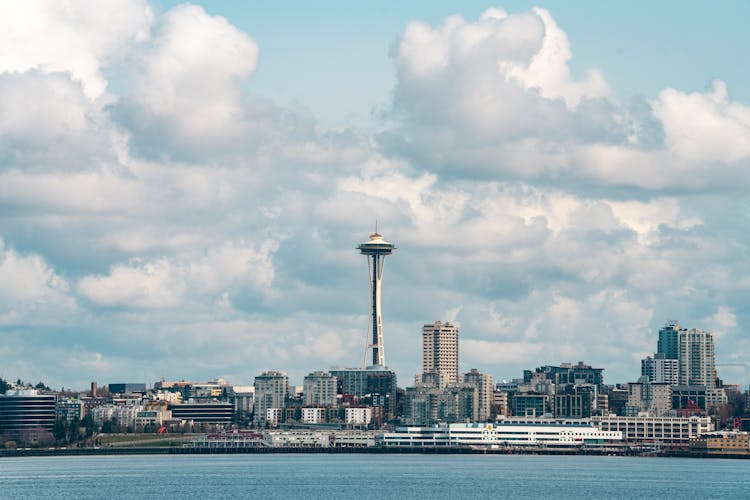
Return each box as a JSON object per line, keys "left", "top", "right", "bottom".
{"left": 1, "top": 454, "right": 748, "bottom": 499}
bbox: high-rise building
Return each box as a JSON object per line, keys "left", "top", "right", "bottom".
{"left": 678, "top": 328, "right": 717, "bottom": 389}
{"left": 422, "top": 321, "right": 459, "bottom": 386}
{"left": 641, "top": 353, "right": 679, "bottom": 385}
{"left": 253, "top": 371, "right": 289, "bottom": 426}
{"left": 403, "top": 385, "right": 441, "bottom": 426}
{"left": 329, "top": 367, "right": 397, "bottom": 419}
{"left": 463, "top": 369, "right": 493, "bottom": 421}
{"left": 439, "top": 384, "right": 478, "bottom": 423}
{"left": 657, "top": 321, "right": 684, "bottom": 359}
{"left": 303, "top": 371, "right": 337, "bottom": 407}
{"left": 651, "top": 321, "right": 723, "bottom": 409}
{"left": 357, "top": 230, "right": 396, "bottom": 368}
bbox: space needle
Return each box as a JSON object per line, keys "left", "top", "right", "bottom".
{"left": 357, "top": 226, "right": 396, "bottom": 368}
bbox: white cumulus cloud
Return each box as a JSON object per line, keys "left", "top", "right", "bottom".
{"left": 0, "top": 0, "right": 153, "bottom": 99}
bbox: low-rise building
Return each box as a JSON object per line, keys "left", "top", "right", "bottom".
{"left": 108, "top": 383, "right": 146, "bottom": 395}
{"left": 691, "top": 431, "right": 749, "bottom": 454}
{"left": 301, "top": 407, "right": 325, "bottom": 424}
{"left": 381, "top": 420, "right": 621, "bottom": 448}
{"left": 231, "top": 386, "right": 254, "bottom": 422}
{"left": 592, "top": 415, "right": 713, "bottom": 446}
{"left": 331, "top": 430, "right": 377, "bottom": 447}
{"left": 185, "top": 430, "right": 379, "bottom": 449}
{"left": 510, "top": 393, "right": 549, "bottom": 417}
{"left": 152, "top": 390, "right": 182, "bottom": 403}
{"left": 626, "top": 380, "right": 672, "bottom": 417}
{"left": 187, "top": 430, "right": 265, "bottom": 448}
{"left": 56, "top": 399, "right": 84, "bottom": 423}
{"left": 264, "top": 430, "right": 329, "bottom": 448}
{"left": 492, "top": 390, "right": 509, "bottom": 418}
{"left": 0, "top": 389, "right": 56, "bottom": 433}
{"left": 135, "top": 408, "right": 172, "bottom": 427}
{"left": 345, "top": 407, "right": 372, "bottom": 425}
{"left": 265, "top": 407, "right": 282, "bottom": 427}
{"left": 91, "top": 403, "right": 143, "bottom": 428}
{"left": 167, "top": 402, "right": 233, "bottom": 424}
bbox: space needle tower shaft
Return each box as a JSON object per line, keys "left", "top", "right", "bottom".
{"left": 357, "top": 228, "right": 396, "bottom": 367}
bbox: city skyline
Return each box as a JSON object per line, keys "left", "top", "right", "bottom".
{"left": 1, "top": 1, "right": 750, "bottom": 389}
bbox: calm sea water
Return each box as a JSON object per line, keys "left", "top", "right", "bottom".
{"left": 1, "top": 454, "right": 749, "bottom": 499}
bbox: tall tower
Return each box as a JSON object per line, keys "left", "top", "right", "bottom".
{"left": 422, "top": 320, "right": 459, "bottom": 386}
{"left": 657, "top": 321, "right": 683, "bottom": 359}
{"left": 678, "top": 328, "right": 717, "bottom": 388}
{"left": 357, "top": 229, "right": 396, "bottom": 367}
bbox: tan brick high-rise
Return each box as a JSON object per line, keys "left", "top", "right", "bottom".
{"left": 422, "top": 321, "right": 459, "bottom": 386}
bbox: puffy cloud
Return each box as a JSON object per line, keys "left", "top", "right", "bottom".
{"left": 0, "top": 71, "right": 120, "bottom": 170}
{"left": 0, "top": 239, "right": 74, "bottom": 324}
{"left": 120, "top": 4, "right": 259, "bottom": 156}
{"left": 77, "top": 257, "right": 184, "bottom": 309}
{"left": 77, "top": 240, "right": 279, "bottom": 309}
{"left": 501, "top": 8, "right": 611, "bottom": 107}
{"left": 384, "top": 8, "right": 750, "bottom": 191}
{"left": 1, "top": 3, "right": 750, "bottom": 389}
{"left": 0, "top": 0, "right": 153, "bottom": 99}
{"left": 653, "top": 81, "right": 750, "bottom": 164}
{"left": 384, "top": 7, "right": 617, "bottom": 180}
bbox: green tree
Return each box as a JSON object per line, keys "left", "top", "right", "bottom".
{"left": 68, "top": 420, "right": 81, "bottom": 443}
{"left": 53, "top": 419, "right": 68, "bottom": 443}
{"left": 82, "top": 414, "right": 95, "bottom": 438}
{"left": 101, "top": 418, "right": 115, "bottom": 434}
{"left": 0, "top": 377, "right": 9, "bottom": 394}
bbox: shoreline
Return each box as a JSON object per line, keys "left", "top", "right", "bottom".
{"left": 2, "top": 446, "right": 749, "bottom": 459}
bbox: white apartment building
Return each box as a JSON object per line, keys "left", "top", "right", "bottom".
{"left": 265, "top": 408, "right": 282, "bottom": 427}
{"left": 641, "top": 354, "right": 679, "bottom": 385}
{"left": 301, "top": 407, "right": 325, "bottom": 424}
{"left": 345, "top": 407, "right": 373, "bottom": 425}
{"left": 679, "top": 329, "right": 718, "bottom": 388}
{"left": 90, "top": 404, "right": 143, "bottom": 427}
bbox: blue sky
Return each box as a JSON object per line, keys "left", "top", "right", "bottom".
{"left": 147, "top": 0, "right": 750, "bottom": 127}
{"left": 1, "top": 1, "right": 750, "bottom": 390}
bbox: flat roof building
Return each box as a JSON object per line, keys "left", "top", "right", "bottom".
{"left": 108, "top": 383, "right": 146, "bottom": 394}
{"left": 0, "top": 389, "right": 56, "bottom": 433}
{"left": 422, "top": 321, "right": 459, "bottom": 386}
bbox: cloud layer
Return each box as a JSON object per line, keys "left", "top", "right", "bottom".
{"left": 1, "top": 4, "right": 750, "bottom": 389}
